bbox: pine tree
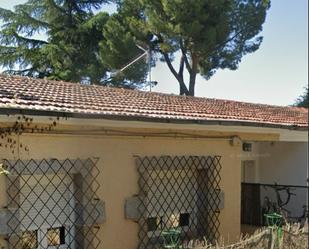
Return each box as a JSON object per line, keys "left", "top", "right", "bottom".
{"left": 0, "top": 0, "right": 148, "bottom": 88}
{"left": 108, "top": 0, "right": 270, "bottom": 96}
{"left": 295, "top": 87, "right": 309, "bottom": 108}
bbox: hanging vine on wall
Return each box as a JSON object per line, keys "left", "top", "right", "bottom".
{"left": 0, "top": 114, "right": 66, "bottom": 155}
{"left": 0, "top": 162, "right": 9, "bottom": 175}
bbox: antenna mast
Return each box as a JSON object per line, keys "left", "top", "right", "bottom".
{"left": 108, "top": 44, "right": 153, "bottom": 91}
{"left": 147, "top": 48, "right": 152, "bottom": 92}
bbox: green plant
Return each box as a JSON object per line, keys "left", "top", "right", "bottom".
{"left": 0, "top": 162, "right": 9, "bottom": 175}
{"left": 0, "top": 114, "right": 62, "bottom": 155}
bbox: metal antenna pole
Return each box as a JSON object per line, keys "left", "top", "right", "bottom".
{"left": 148, "top": 48, "right": 152, "bottom": 92}
{"left": 107, "top": 44, "right": 152, "bottom": 89}
{"left": 118, "top": 51, "right": 147, "bottom": 73}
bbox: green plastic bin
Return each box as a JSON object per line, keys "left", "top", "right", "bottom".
{"left": 162, "top": 229, "right": 181, "bottom": 249}
{"left": 264, "top": 213, "right": 283, "bottom": 249}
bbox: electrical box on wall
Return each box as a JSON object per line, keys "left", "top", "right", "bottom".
{"left": 242, "top": 142, "right": 252, "bottom": 152}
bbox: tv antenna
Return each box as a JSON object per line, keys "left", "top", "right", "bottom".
{"left": 110, "top": 44, "right": 153, "bottom": 91}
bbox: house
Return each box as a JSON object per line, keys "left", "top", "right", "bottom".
{"left": 0, "top": 74, "right": 307, "bottom": 249}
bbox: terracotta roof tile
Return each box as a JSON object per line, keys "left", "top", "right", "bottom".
{"left": 0, "top": 74, "right": 308, "bottom": 128}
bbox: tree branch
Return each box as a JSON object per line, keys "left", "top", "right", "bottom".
{"left": 163, "top": 52, "right": 189, "bottom": 95}
{"left": 212, "top": 11, "right": 263, "bottom": 53}
{"left": 188, "top": 52, "right": 198, "bottom": 96}
{"left": 20, "top": 10, "right": 51, "bottom": 29}
{"left": 180, "top": 41, "right": 192, "bottom": 73}
{"left": 214, "top": 29, "right": 243, "bottom": 51}
{"left": 3, "top": 67, "right": 35, "bottom": 75}
{"left": 163, "top": 52, "right": 180, "bottom": 81}
{"left": 178, "top": 54, "right": 185, "bottom": 76}
{"left": 10, "top": 31, "right": 48, "bottom": 45}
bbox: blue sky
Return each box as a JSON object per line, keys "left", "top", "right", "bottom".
{"left": 0, "top": 0, "right": 307, "bottom": 106}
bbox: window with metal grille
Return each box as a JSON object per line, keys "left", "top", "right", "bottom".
{"left": 136, "top": 155, "right": 222, "bottom": 248}
{"left": 3, "top": 158, "right": 102, "bottom": 249}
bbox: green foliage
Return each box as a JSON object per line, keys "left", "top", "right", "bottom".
{"left": 0, "top": 0, "right": 148, "bottom": 88}
{"left": 99, "top": 13, "right": 148, "bottom": 88}
{"left": 111, "top": 0, "right": 270, "bottom": 95}
{"left": 294, "top": 87, "right": 308, "bottom": 108}
{"left": 0, "top": 163, "right": 9, "bottom": 175}
{"left": 0, "top": 0, "right": 270, "bottom": 92}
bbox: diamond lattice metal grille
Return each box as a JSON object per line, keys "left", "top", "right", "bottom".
{"left": 136, "top": 155, "right": 222, "bottom": 249}
{"left": 3, "top": 158, "right": 101, "bottom": 249}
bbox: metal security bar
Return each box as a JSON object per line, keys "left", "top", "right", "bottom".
{"left": 2, "top": 158, "right": 102, "bottom": 249}
{"left": 136, "top": 155, "right": 222, "bottom": 249}
{"left": 241, "top": 182, "right": 309, "bottom": 226}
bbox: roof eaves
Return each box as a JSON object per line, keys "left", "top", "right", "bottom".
{"left": 0, "top": 107, "right": 307, "bottom": 131}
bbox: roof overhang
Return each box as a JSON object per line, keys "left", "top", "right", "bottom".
{"left": 0, "top": 107, "right": 307, "bottom": 130}
{"left": 0, "top": 108, "right": 308, "bottom": 142}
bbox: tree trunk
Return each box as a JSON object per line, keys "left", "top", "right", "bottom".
{"left": 163, "top": 52, "right": 189, "bottom": 95}
{"left": 162, "top": 51, "right": 199, "bottom": 96}
{"left": 178, "top": 55, "right": 189, "bottom": 95}
{"left": 188, "top": 72, "right": 197, "bottom": 96}
{"left": 179, "top": 79, "right": 189, "bottom": 95}
{"left": 188, "top": 54, "right": 198, "bottom": 96}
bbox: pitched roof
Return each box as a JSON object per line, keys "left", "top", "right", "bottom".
{"left": 0, "top": 74, "right": 307, "bottom": 129}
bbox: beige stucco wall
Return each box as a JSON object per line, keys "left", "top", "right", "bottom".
{"left": 258, "top": 141, "right": 308, "bottom": 186}
{"left": 240, "top": 141, "right": 308, "bottom": 186}
{"left": 0, "top": 130, "right": 243, "bottom": 249}
{"left": 1, "top": 116, "right": 307, "bottom": 249}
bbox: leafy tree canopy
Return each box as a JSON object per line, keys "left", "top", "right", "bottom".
{"left": 0, "top": 0, "right": 270, "bottom": 93}
{"left": 106, "top": 0, "right": 270, "bottom": 95}
{"left": 294, "top": 87, "right": 308, "bottom": 108}
{"left": 0, "top": 0, "right": 148, "bottom": 88}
